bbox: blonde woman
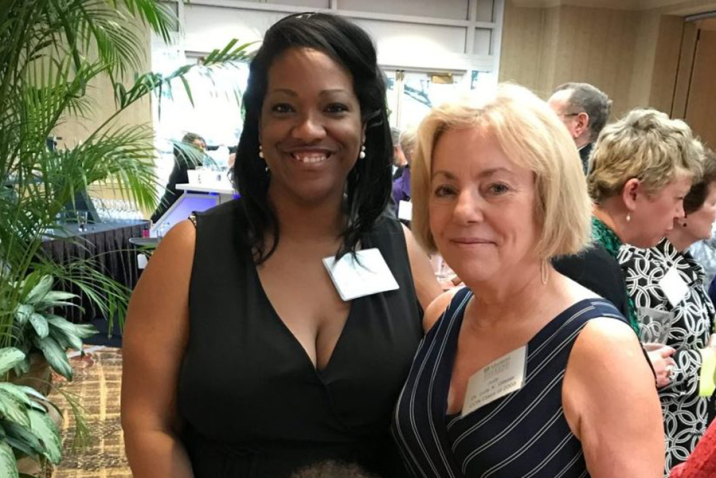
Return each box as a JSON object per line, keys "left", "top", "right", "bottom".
{"left": 392, "top": 85, "right": 663, "bottom": 477}
{"left": 555, "top": 109, "right": 704, "bottom": 389}
{"left": 619, "top": 150, "right": 716, "bottom": 474}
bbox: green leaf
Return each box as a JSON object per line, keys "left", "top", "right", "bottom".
{"left": 0, "top": 441, "right": 19, "bottom": 478}
{"left": 39, "top": 290, "right": 79, "bottom": 305}
{"left": 47, "top": 316, "right": 96, "bottom": 338}
{"left": 36, "top": 290, "right": 80, "bottom": 310}
{"left": 29, "top": 313, "right": 49, "bottom": 339}
{"left": 14, "top": 304, "right": 33, "bottom": 325}
{"left": 51, "top": 332, "right": 74, "bottom": 353}
{"left": 5, "top": 434, "right": 38, "bottom": 459}
{"left": 14, "top": 387, "right": 46, "bottom": 403}
{"left": 4, "top": 420, "right": 44, "bottom": 458}
{"left": 0, "top": 384, "right": 33, "bottom": 408}
{"left": 179, "top": 75, "right": 194, "bottom": 107}
{"left": 24, "top": 276, "right": 53, "bottom": 305}
{"left": 0, "top": 348, "right": 25, "bottom": 375}
{"left": 27, "top": 409, "right": 61, "bottom": 464}
{"left": 32, "top": 337, "right": 72, "bottom": 380}
{"left": 0, "top": 389, "right": 31, "bottom": 428}
{"left": 72, "top": 323, "right": 98, "bottom": 339}
{"left": 11, "top": 357, "right": 31, "bottom": 377}
{"left": 47, "top": 316, "right": 97, "bottom": 351}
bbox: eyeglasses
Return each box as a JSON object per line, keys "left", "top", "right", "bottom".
{"left": 558, "top": 112, "right": 582, "bottom": 118}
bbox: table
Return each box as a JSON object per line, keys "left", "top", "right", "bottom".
{"left": 40, "top": 220, "right": 148, "bottom": 323}
{"left": 175, "top": 182, "right": 235, "bottom": 195}
{"left": 128, "top": 237, "right": 160, "bottom": 248}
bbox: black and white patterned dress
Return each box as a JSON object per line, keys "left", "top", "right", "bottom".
{"left": 618, "top": 239, "right": 715, "bottom": 475}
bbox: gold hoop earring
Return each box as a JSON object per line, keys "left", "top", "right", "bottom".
{"left": 541, "top": 260, "right": 549, "bottom": 285}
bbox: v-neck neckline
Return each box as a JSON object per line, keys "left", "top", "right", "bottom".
{"left": 249, "top": 251, "right": 358, "bottom": 381}
{"left": 440, "top": 291, "right": 598, "bottom": 420}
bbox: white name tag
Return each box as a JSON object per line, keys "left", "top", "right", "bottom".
{"left": 323, "top": 248, "right": 399, "bottom": 302}
{"left": 462, "top": 345, "right": 527, "bottom": 418}
{"left": 398, "top": 200, "right": 413, "bottom": 221}
{"left": 659, "top": 266, "right": 688, "bottom": 308}
{"left": 137, "top": 253, "right": 148, "bottom": 270}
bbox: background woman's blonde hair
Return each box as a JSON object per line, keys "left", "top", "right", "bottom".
{"left": 588, "top": 109, "right": 703, "bottom": 204}
{"left": 399, "top": 127, "right": 418, "bottom": 163}
{"left": 411, "top": 83, "right": 592, "bottom": 260}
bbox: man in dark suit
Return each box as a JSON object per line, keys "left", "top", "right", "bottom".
{"left": 548, "top": 82, "right": 612, "bottom": 174}
{"left": 548, "top": 84, "right": 625, "bottom": 319}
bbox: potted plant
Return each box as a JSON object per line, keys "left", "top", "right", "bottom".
{"left": 0, "top": 347, "right": 62, "bottom": 478}
{"left": 0, "top": 0, "right": 251, "bottom": 475}
{"left": 12, "top": 273, "right": 98, "bottom": 388}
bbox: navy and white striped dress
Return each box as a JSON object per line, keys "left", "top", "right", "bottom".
{"left": 392, "top": 287, "right": 628, "bottom": 478}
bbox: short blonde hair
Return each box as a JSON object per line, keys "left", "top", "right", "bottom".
{"left": 399, "top": 127, "right": 418, "bottom": 162}
{"left": 411, "top": 83, "right": 592, "bottom": 260}
{"left": 588, "top": 109, "right": 703, "bottom": 203}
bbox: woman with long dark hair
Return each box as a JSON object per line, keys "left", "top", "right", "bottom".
{"left": 122, "top": 13, "right": 440, "bottom": 478}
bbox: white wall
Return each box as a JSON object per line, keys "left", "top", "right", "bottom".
{"left": 172, "top": 0, "right": 504, "bottom": 76}
{"left": 149, "top": 0, "right": 504, "bottom": 198}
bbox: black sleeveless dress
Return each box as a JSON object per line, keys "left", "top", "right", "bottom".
{"left": 392, "top": 288, "right": 629, "bottom": 477}
{"left": 178, "top": 200, "right": 422, "bottom": 478}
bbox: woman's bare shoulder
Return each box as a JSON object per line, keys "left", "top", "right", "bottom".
{"left": 423, "top": 286, "right": 465, "bottom": 333}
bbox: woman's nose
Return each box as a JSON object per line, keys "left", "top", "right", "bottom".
{"left": 453, "top": 189, "right": 484, "bottom": 224}
{"left": 292, "top": 111, "right": 326, "bottom": 141}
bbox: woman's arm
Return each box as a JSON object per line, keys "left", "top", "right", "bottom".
{"left": 421, "top": 288, "right": 461, "bottom": 333}
{"left": 121, "top": 220, "right": 197, "bottom": 478}
{"left": 402, "top": 224, "right": 442, "bottom": 311}
{"left": 563, "top": 318, "right": 664, "bottom": 478}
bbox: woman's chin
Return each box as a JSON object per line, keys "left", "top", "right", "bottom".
{"left": 452, "top": 269, "right": 498, "bottom": 288}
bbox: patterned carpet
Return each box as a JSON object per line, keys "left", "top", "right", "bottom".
{"left": 49, "top": 347, "right": 131, "bottom": 478}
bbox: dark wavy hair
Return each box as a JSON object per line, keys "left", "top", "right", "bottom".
{"left": 684, "top": 148, "right": 716, "bottom": 215}
{"left": 233, "top": 13, "right": 392, "bottom": 263}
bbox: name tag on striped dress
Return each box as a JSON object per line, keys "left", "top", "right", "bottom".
{"left": 462, "top": 345, "right": 527, "bottom": 417}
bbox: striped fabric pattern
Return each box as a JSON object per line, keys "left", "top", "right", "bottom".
{"left": 392, "top": 287, "right": 627, "bottom": 478}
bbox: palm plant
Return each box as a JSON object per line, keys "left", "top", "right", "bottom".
{"left": 0, "top": 0, "right": 252, "bottom": 474}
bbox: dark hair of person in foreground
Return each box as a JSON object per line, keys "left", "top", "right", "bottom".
{"left": 233, "top": 12, "right": 393, "bottom": 263}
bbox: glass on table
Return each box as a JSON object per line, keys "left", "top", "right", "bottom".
{"left": 77, "top": 211, "right": 89, "bottom": 232}
{"left": 430, "top": 254, "right": 459, "bottom": 290}
{"left": 156, "top": 222, "right": 170, "bottom": 239}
